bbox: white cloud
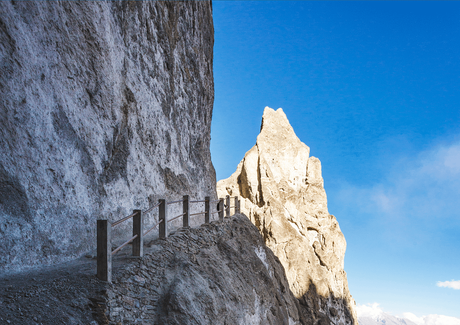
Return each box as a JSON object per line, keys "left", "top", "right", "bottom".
{"left": 336, "top": 139, "right": 460, "bottom": 239}
{"left": 437, "top": 280, "right": 460, "bottom": 290}
{"left": 383, "top": 141, "right": 460, "bottom": 218}
{"left": 356, "top": 302, "right": 384, "bottom": 319}
{"left": 357, "top": 303, "right": 460, "bottom": 325}
{"left": 403, "top": 312, "right": 460, "bottom": 325}
{"left": 403, "top": 312, "right": 426, "bottom": 325}
{"left": 418, "top": 143, "right": 460, "bottom": 178}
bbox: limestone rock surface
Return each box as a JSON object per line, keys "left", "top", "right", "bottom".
{"left": 217, "top": 107, "right": 358, "bottom": 324}
{"left": 0, "top": 1, "right": 216, "bottom": 272}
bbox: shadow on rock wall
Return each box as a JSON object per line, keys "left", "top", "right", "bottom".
{"left": 298, "top": 282, "right": 356, "bottom": 325}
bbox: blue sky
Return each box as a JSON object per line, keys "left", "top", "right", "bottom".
{"left": 210, "top": 1, "right": 460, "bottom": 320}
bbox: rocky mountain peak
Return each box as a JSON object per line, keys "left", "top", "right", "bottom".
{"left": 259, "top": 107, "right": 300, "bottom": 142}
{"left": 256, "top": 107, "right": 311, "bottom": 189}
{"left": 218, "top": 107, "right": 358, "bottom": 324}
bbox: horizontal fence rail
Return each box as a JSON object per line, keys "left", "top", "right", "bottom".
{"left": 112, "top": 234, "right": 138, "bottom": 256}
{"left": 97, "top": 195, "right": 241, "bottom": 282}
{"left": 112, "top": 211, "right": 138, "bottom": 227}
{"left": 143, "top": 219, "right": 163, "bottom": 237}
{"left": 143, "top": 201, "right": 162, "bottom": 215}
{"left": 190, "top": 211, "right": 206, "bottom": 216}
{"left": 167, "top": 199, "right": 183, "bottom": 205}
{"left": 168, "top": 212, "right": 186, "bottom": 223}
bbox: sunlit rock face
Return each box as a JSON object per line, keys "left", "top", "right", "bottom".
{"left": 0, "top": 1, "right": 215, "bottom": 272}
{"left": 217, "top": 107, "right": 358, "bottom": 324}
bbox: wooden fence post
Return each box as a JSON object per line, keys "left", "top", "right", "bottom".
{"left": 183, "top": 195, "right": 189, "bottom": 227}
{"left": 97, "top": 219, "right": 112, "bottom": 283}
{"left": 218, "top": 198, "right": 224, "bottom": 221}
{"left": 159, "top": 199, "right": 167, "bottom": 238}
{"left": 205, "top": 196, "right": 210, "bottom": 223}
{"left": 226, "top": 195, "right": 230, "bottom": 217}
{"left": 235, "top": 196, "right": 240, "bottom": 214}
{"left": 132, "top": 210, "right": 143, "bottom": 257}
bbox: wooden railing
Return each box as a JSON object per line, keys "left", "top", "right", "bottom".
{"left": 97, "top": 195, "right": 241, "bottom": 282}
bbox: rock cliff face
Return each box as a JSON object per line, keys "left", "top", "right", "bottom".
{"left": 0, "top": 1, "right": 215, "bottom": 272}
{"left": 217, "top": 107, "right": 358, "bottom": 324}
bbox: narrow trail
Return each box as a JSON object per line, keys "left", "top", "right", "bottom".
{"left": 0, "top": 254, "right": 103, "bottom": 324}
{"left": 0, "top": 241, "right": 150, "bottom": 324}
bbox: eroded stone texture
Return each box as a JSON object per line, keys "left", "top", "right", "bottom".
{"left": 107, "top": 214, "right": 307, "bottom": 325}
{"left": 0, "top": 1, "right": 216, "bottom": 272}
{"left": 217, "top": 107, "right": 358, "bottom": 324}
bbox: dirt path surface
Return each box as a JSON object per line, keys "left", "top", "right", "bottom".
{"left": 0, "top": 254, "right": 106, "bottom": 325}
{"left": 0, "top": 231, "right": 186, "bottom": 325}
{"left": 0, "top": 222, "right": 222, "bottom": 325}
{"left": 0, "top": 246, "right": 149, "bottom": 325}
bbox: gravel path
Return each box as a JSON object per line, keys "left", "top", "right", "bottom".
{"left": 0, "top": 249, "right": 139, "bottom": 325}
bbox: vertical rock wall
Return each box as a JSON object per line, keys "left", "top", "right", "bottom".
{"left": 218, "top": 107, "right": 358, "bottom": 324}
{"left": 0, "top": 1, "right": 216, "bottom": 272}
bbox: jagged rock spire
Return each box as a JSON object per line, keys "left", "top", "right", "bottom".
{"left": 218, "top": 107, "right": 358, "bottom": 325}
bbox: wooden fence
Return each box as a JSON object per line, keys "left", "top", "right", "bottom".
{"left": 97, "top": 195, "right": 241, "bottom": 282}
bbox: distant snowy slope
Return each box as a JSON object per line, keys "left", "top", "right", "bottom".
{"left": 359, "top": 315, "right": 417, "bottom": 325}
{"left": 403, "top": 313, "right": 460, "bottom": 325}
{"left": 357, "top": 303, "right": 460, "bottom": 325}
{"left": 357, "top": 303, "right": 417, "bottom": 325}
